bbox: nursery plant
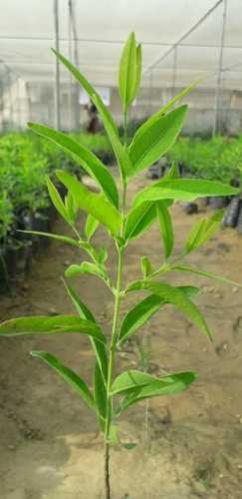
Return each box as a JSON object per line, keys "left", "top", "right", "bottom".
{"left": 0, "top": 33, "right": 241, "bottom": 498}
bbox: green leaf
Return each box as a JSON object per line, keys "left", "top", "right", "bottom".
{"left": 140, "top": 256, "right": 153, "bottom": 278}
{"left": 119, "top": 295, "right": 165, "bottom": 345}
{"left": 84, "top": 215, "right": 99, "bottom": 241}
{"left": 0, "top": 315, "right": 106, "bottom": 344}
{"left": 120, "top": 285, "right": 200, "bottom": 344}
{"left": 20, "top": 230, "right": 80, "bottom": 248}
{"left": 46, "top": 176, "right": 70, "bottom": 224}
{"left": 134, "top": 179, "right": 239, "bottom": 208}
{"left": 63, "top": 279, "right": 95, "bottom": 322}
{"left": 156, "top": 201, "right": 174, "bottom": 259}
{"left": 94, "top": 361, "right": 107, "bottom": 426}
{"left": 92, "top": 93, "right": 132, "bottom": 178}
{"left": 52, "top": 49, "right": 132, "bottom": 178}
{"left": 132, "top": 79, "right": 201, "bottom": 149}
{"left": 31, "top": 351, "right": 95, "bottom": 411}
{"left": 114, "top": 370, "right": 197, "bottom": 414}
{"left": 128, "top": 105, "right": 187, "bottom": 177}
{"left": 112, "top": 369, "right": 156, "bottom": 395}
{"left": 124, "top": 202, "right": 156, "bottom": 242}
{"left": 134, "top": 44, "right": 142, "bottom": 99}
{"left": 65, "top": 261, "right": 108, "bottom": 283}
{"left": 164, "top": 161, "right": 179, "bottom": 179}
{"left": 29, "top": 123, "right": 119, "bottom": 208}
{"left": 63, "top": 280, "right": 108, "bottom": 385}
{"left": 65, "top": 191, "right": 78, "bottom": 224}
{"left": 185, "top": 210, "right": 224, "bottom": 255}
{"left": 126, "top": 281, "right": 212, "bottom": 340}
{"left": 56, "top": 170, "right": 121, "bottom": 236}
{"left": 119, "top": 32, "right": 138, "bottom": 112}
{"left": 171, "top": 264, "right": 242, "bottom": 288}
{"left": 97, "top": 247, "right": 108, "bottom": 265}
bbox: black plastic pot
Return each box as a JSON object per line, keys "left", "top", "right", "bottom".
{"left": 236, "top": 201, "right": 242, "bottom": 235}
{"left": 31, "top": 212, "right": 50, "bottom": 254}
{"left": 208, "top": 196, "right": 229, "bottom": 210}
{"left": 0, "top": 241, "right": 32, "bottom": 291}
{"left": 223, "top": 196, "right": 241, "bottom": 228}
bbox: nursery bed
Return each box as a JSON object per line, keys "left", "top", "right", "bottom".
{"left": 0, "top": 172, "right": 242, "bottom": 499}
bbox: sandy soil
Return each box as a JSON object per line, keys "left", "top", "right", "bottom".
{"left": 1, "top": 172, "right": 242, "bottom": 499}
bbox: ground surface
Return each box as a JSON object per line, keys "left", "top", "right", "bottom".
{"left": 1, "top": 172, "right": 242, "bottom": 499}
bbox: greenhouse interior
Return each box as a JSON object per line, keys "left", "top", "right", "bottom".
{"left": 1, "top": 1, "right": 242, "bottom": 498}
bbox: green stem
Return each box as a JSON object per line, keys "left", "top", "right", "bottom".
{"left": 104, "top": 106, "right": 129, "bottom": 498}
{"left": 123, "top": 110, "right": 128, "bottom": 146}
{"left": 105, "top": 241, "right": 124, "bottom": 441}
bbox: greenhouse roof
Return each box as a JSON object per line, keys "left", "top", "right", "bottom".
{"left": 0, "top": 0, "right": 242, "bottom": 90}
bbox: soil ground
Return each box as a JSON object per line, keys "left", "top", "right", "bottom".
{"left": 1, "top": 172, "right": 242, "bottom": 499}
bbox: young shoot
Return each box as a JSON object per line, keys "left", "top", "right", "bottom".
{"left": 0, "top": 33, "right": 241, "bottom": 499}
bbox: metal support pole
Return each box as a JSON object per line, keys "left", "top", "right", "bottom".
{"left": 0, "top": 78, "right": 3, "bottom": 132}
{"left": 69, "top": 0, "right": 80, "bottom": 129}
{"left": 7, "top": 70, "right": 14, "bottom": 130}
{"left": 53, "top": 0, "right": 61, "bottom": 129}
{"left": 17, "top": 78, "right": 21, "bottom": 130}
{"left": 68, "top": 0, "right": 73, "bottom": 131}
{"left": 213, "top": 0, "right": 228, "bottom": 136}
{"left": 149, "top": 69, "right": 153, "bottom": 113}
{"left": 172, "top": 47, "right": 178, "bottom": 98}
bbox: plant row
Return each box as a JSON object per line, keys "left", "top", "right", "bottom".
{"left": 0, "top": 131, "right": 113, "bottom": 288}
{"left": 168, "top": 135, "right": 242, "bottom": 184}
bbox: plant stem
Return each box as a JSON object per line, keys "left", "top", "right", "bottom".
{"left": 104, "top": 442, "right": 111, "bottom": 499}
{"left": 123, "top": 111, "right": 128, "bottom": 145}
{"left": 104, "top": 105, "right": 128, "bottom": 499}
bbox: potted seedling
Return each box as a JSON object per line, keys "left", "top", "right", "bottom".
{"left": 0, "top": 34, "right": 241, "bottom": 498}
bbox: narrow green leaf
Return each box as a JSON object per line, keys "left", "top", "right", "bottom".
{"left": 92, "top": 93, "right": 132, "bottom": 178}
{"left": 164, "top": 162, "right": 179, "bottom": 179}
{"left": 65, "top": 261, "right": 108, "bottom": 283}
{"left": 156, "top": 201, "right": 174, "bottom": 259}
{"left": 56, "top": 170, "right": 121, "bottom": 236}
{"left": 20, "top": 230, "right": 80, "bottom": 248}
{"left": 132, "top": 79, "right": 201, "bottom": 148}
{"left": 185, "top": 210, "right": 224, "bottom": 255}
{"left": 63, "top": 280, "right": 95, "bottom": 322}
{"left": 31, "top": 351, "right": 95, "bottom": 411}
{"left": 63, "top": 280, "right": 108, "bottom": 385}
{"left": 119, "top": 32, "right": 137, "bottom": 112}
{"left": 112, "top": 369, "right": 156, "bottom": 395}
{"left": 125, "top": 281, "right": 212, "bottom": 340}
{"left": 94, "top": 361, "right": 107, "bottom": 425}
{"left": 52, "top": 49, "right": 118, "bottom": 137}
{"left": 120, "top": 285, "right": 200, "bottom": 344}
{"left": 29, "top": 123, "right": 119, "bottom": 208}
{"left": 114, "top": 370, "right": 197, "bottom": 414}
{"left": 65, "top": 191, "right": 78, "bottom": 224}
{"left": 134, "top": 179, "right": 239, "bottom": 208}
{"left": 97, "top": 247, "right": 108, "bottom": 265}
{"left": 84, "top": 215, "right": 99, "bottom": 242}
{"left": 124, "top": 202, "right": 156, "bottom": 242}
{"left": 0, "top": 315, "right": 106, "bottom": 344}
{"left": 134, "top": 44, "right": 142, "bottom": 99}
{"left": 46, "top": 176, "right": 70, "bottom": 224}
{"left": 119, "top": 295, "right": 165, "bottom": 344}
{"left": 171, "top": 264, "right": 242, "bottom": 288}
{"left": 128, "top": 105, "right": 188, "bottom": 176}
{"left": 140, "top": 256, "right": 153, "bottom": 278}
{"left": 52, "top": 48, "right": 132, "bottom": 178}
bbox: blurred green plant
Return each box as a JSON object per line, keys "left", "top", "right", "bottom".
{"left": 169, "top": 135, "right": 242, "bottom": 183}
{"left": 0, "top": 33, "right": 241, "bottom": 499}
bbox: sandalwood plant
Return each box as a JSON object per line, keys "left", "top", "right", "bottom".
{"left": 0, "top": 33, "right": 240, "bottom": 499}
